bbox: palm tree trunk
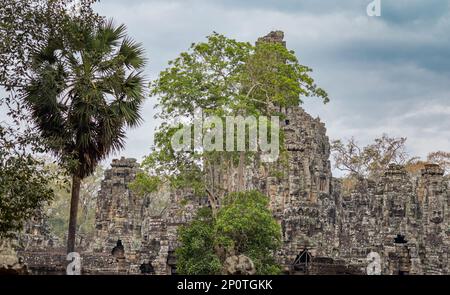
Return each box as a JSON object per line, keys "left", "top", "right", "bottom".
{"left": 67, "top": 175, "right": 81, "bottom": 253}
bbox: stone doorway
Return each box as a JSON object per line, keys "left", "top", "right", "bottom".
{"left": 292, "top": 248, "right": 312, "bottom": 273}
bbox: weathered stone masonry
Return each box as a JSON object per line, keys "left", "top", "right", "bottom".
{"left": 8, "top": 31, "right": 449, "bottom": 275}
{"left": 87, "top": 105, "right": 449, "bottom": 275}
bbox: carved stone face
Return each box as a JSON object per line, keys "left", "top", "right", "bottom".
{"left": 390, "top": 199, "right": 405, "bottom": 218}
{"left": 429, "top": 198, "right": 444, "bottom": 224}
{"left": 430, "top": 210, "right": 443, "bottom": 224}
{"left": 430, "top": 206, "right": 444, "bottom": 224}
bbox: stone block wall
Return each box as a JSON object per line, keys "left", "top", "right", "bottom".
{"left": 9, "top": 31, "right": 450, "bottom": 276}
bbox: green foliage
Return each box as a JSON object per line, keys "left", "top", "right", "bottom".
{"left": 139, "top": 123, "right": 206, "bottom": 196}
{"left": 0, "top": 126, "right": 54, "bottom": 237}
{"left": 24, "top": 18, "right": 147, "bottom": 178}
{"left": 176, "top": 208, "right": 222, "bottom": 275}
{"left": 2, "top": 2, "right": 146, "bottom": 249}
{"left": 1, "top": 0, "right": 102, "bottom": 204}
{"left": 0, "top": 156, "right": 54, "bottom": 236}
{"left": 129, "top": 172, "right": 162, "bottom": 196}
{"left": 241, "top": 41, "right": 329, "bottom": 110}
{"left": 128, "top": 171, "right": 170, "bottom": 216}
{"left": 142, "top": 32, "right": 329, "bottom": 199}
{"left": 0, "top": 1, "right": 99, "bottom": 236}
{"left": 152, "top": 33, "right": 252, "bottom": 119}
{"left": 216, "top": 191, "right": 282, "bottom": 274}
{"left": 152, "top": 32, "right": 328, "bottom": 119}
{"left": 1, "top": 0, "right": 101, "bottom": 121}
{"left": 176, "top": 191, "right": 282, "bottom": 275}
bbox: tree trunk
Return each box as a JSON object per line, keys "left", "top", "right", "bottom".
{"left": 67, "top": 175, "right": 81, "bottom": 253}
{"left": 206, "top": 188, "right": 218, "bottom": 217}
{"left": 237, "top": 151, "right": 245, "bottom": 191}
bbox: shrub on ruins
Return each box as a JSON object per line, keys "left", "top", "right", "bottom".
{"left": 215, "top": 191, "right": 282, "bottom": 274}
{"left": 176, "top": 191, "right": 282, "bottom": 275}
{"left": 176, "top": 208, "right": 222, "bottom": 275}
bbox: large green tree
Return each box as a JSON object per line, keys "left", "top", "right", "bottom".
{"left": 176, "top": 191, "right": 282, "bottom": 275}
{"left": 135, "top": 32, "right": 328, "bottom": 214}
{"left": 24, "top": 19, "right": 147, "bottom": 253}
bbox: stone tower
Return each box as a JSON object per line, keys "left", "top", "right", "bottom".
{"left": 93, "top": 157, "right": 143, "bottom": 257}
{"left": 418, "top": 164, "right": 449, "bottom": 274}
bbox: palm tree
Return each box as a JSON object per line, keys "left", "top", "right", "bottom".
{"left": 24, "top": 19, "right": 146, "bottom": 253}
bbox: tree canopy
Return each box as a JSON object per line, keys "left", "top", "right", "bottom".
{"left": 134, "top": 32, "right": 329, "bottom": 214}
{"left": 331, "top": 134, "right": 450, "bottom": 182}
{"left": 331, "top": 134, "right": 413, "bottom": 179}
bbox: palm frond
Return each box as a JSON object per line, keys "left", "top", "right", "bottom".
{"left": 25, "top": 18, "right": 147, "bottom": 178}
{"left": 119, "top": 37, "right": 146, "bottom": 70}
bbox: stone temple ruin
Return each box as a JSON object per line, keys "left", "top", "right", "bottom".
{"left": 2, "top": 31, "right": 449, "bottom": 275}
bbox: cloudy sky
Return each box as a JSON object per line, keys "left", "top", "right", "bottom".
{"left": 91, "top": 0, "right": 450, "bottom": 165}
{"left": 4, "top": 0, "right": 450, "bottom": 169}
